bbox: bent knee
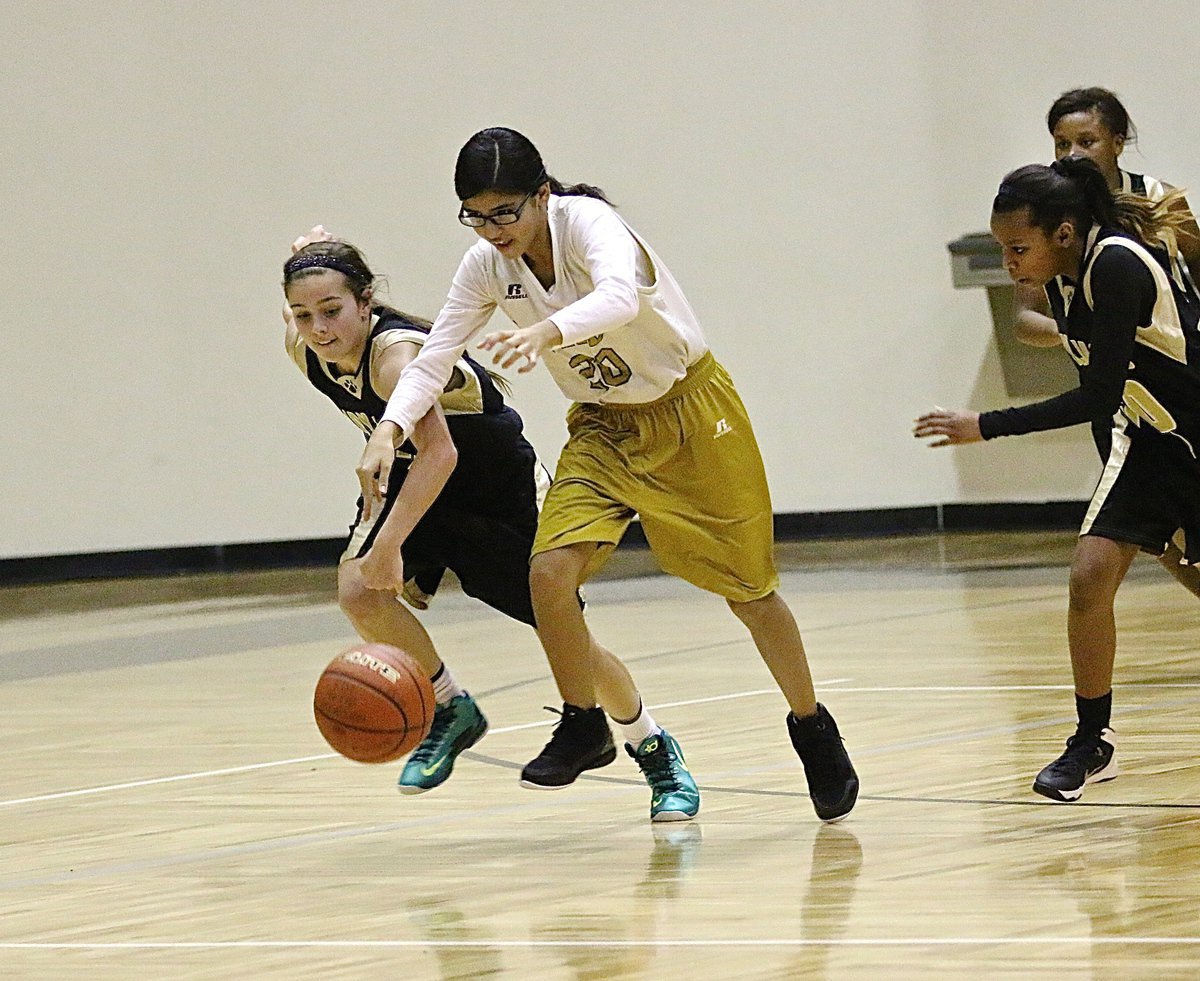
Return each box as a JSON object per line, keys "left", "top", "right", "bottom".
{"left": 530, "top": 548, "right": 587, "bottom": 597}
{"left": 338, "top": 568, "right": 379, "bottom": 619}
{"left": 1067, "top": 565, "right": 1117, "bottom": 612}
{"left": 726, "top": 590, "right": 777, "bottom": 622}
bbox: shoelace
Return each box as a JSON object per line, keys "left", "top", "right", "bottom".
{"left": 406, "top": 704, "right": 454, "bottom": 764}
{"left": 1053, "top": 732, "right": 1105, "bottom": 768}
{"left": 538, "top": 706, "right": 589, "bottom": 759}
{"left": 637, "top": 744, "right": 683, "bottom": 793}
{"left": 1065, "top": 733, "right": 1099, "bottom": 757}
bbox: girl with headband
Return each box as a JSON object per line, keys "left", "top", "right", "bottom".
{"left": 283, "top": 232, "right": 585, "bottom": 795}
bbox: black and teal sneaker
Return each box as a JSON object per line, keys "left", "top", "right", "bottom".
{"left": 397, "top": 693, "right": 488, "bottom": 795}
{"left": 1033, "top": 727, "right": 1117, "bottom": 802}
{"left": 627, "top": 729, "right": 700, "bottom": 823}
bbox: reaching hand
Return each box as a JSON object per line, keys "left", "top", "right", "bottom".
{"left": 357, "top": 422, "right": 401, "bottom": 520}
{"left": 353, "top": 549, "right": 405, "bottom": 594}
{"left": 478, "top": 319, "right": 562, "bottom": 373}
{"left": 912, "top": 406, "right": 983, "bottom": 447}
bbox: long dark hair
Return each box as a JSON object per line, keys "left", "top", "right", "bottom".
{"left": 453, "top": 127, "right": 612, "bottom": 204}
{"left": 1046, "top": 87, "right": 1137, "bottom": 144}
{"left": 282, "top": 241, "right": 431, "bottom": 328}
{"left": 992, "top": 156, "right": 1188, "bottom": 249}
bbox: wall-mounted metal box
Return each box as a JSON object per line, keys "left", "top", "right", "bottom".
{"left": 947, "top": 232, "right": 1076, "bottom": 397}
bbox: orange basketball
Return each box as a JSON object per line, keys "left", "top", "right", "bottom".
{"left": 313, "top": 643, "right": 434, "bottom": 763}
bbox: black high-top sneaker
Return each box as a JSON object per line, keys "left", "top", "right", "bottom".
{"left": 520, "top": 704, "right": 617, "bottom": 789}
{"left": 787, "top": 704, "right": 859, "bottom": 823}
{"left": 1033, "top": 727, "right": 1117, "bottom": 802}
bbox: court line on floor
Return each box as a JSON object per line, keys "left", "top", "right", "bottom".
{"left": 0, "top": 683, "right": 845, "bottom": 809}
{"left": 0, "top": 579, "right": 1168, "bottom": 808}
{"left": 3, "top": 937, "right": 1200, "bottom": 949}
{"left": 8, "top": 677, "right": 1200, "bottom": 811}
{"left": 6, "top": 694, "right": 1199, "bottom": 890}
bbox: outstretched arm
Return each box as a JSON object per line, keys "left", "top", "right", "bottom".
{"left": 356, "top": 403, "right": 457, "bottom": 594}
{"left": 480, "top": 202, "right": 640, "bottom": 370}
{"left": 359, "top": 253, "right": 495, "bottom": 506}
{"left": 354, "top": 342, "right": 458, "bottom": 594}
{"left": 377, "top": 252, "right": 496, "bottom": 440}
{"left": 916, "top": 246, "right": 1151, "bottom": 448}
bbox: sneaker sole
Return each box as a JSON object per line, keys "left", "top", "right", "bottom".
{"left": 813, "top": 776, "right": 859, "bottom": 823}
{"left": 518, "top": 745, "right": 618, "bottom": 790}
{"left": 1032, "top": 757, "right": 1119, "bottom": 803}
{"left": 651, "top": 806, "right": 699, "bottom": 823}
{"left": 396, "top": 721, "right": 489, "bottom": 796}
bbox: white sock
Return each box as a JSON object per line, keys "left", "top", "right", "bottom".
{"left": 616, "top": 700, "right": 661, "bottom": 748}
{"left": 430, "top": 664, "right": 465, "bottom": 706}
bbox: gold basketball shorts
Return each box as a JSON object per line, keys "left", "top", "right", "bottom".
{"left": 532, "top": 352, "right": 779, "bottom": 602}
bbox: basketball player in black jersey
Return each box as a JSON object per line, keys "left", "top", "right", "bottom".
{"left": 1013, "top": 88, "right": 1200, "bottom": 600}
{"left": 1016, "top": 87, "right": 1200, "bottom": 350}
{"left": 915, "top": 156, "right": 1200, "bottom": 802}
{"left": 283, "top": 233, "right": 548, "bottom": 794}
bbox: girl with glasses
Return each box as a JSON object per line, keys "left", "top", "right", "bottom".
{"left": 358, "top": 127, "right": 859, "bottom": 824}
{"left": 915, "top": 156, "right": 1200, "bottom": 802}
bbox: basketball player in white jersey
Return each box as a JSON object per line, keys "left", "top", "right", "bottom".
{"left": 357, "top": 128, "right": 859, "bottom": 824}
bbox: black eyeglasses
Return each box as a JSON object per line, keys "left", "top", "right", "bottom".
{"left": 459, "top": 189, "right": 536, "bottom": 227}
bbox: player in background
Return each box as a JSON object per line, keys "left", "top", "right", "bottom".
{"left": 357, "top": 127, "right": 859, "bottom": 824}
{"left": 915, "top": 157, "right": 1200, "bottom": 801}
{"left": 1016, "top": 87, "right": 1200, "bottom": 595}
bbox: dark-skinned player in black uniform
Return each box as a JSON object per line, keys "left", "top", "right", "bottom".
{"left": 283, "top": 232, "right": 553, "bottom": 794}
{"left": 914, "top": 156, "right": 1200, "bottom": 802}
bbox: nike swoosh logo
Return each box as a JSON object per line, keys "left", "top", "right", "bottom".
{"left": 420, "top": 756, "right": 450, "bottom": 777}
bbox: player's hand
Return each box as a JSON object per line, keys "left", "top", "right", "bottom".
{"left": 913, "top": 406, "right": 983, "bottom": 447}
{"left": 354, "top": 549, "right": 405, "bottom": 594}
{"left": 291, "top": 225, "right": 336, "bottom": 254}
{"left": 478, "top": 319, "right": 562, "bottom": 373}
{"left": 357, "top": 422, "right": 402, "bottom": 520}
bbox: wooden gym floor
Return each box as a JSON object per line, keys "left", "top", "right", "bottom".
{"left": 3, "top": 530, "right": 1200, "bottom": 979}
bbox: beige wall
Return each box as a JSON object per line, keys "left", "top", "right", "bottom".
{"left": 4, "top": 0, "right": 1197, "bottom": 558}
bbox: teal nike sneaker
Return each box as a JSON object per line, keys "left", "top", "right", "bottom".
{"left": 626, "top": 729, "right": 700, "bottom": 822}
{"left": 397, "top": 694, "right": 488, "bottom": 795}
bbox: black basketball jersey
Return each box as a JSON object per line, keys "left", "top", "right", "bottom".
{"left": 289, "top": 307, "right": 537, "bottom": 511}
{"left": 290, "top": 307, "right": 503, "bottom": 443}
{"left": 982, "top": 227, "right": 1200, "bottom": 457}
{"left": 1043, "top": 170, "right": 1160, "bottom": 323}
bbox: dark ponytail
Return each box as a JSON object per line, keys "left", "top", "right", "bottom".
{"left": 993, "top": 156, "right": 1189, "bottom": 250}
{"left": 546, "top": 176, "right": 611, "bottom": 202}
{"left": 454, "top": 127, "right": 612, "bottom": 204}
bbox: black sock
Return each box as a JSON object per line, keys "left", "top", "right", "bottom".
{"left": 1076, "top": 691, "right": 1112, "bottom": 735}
